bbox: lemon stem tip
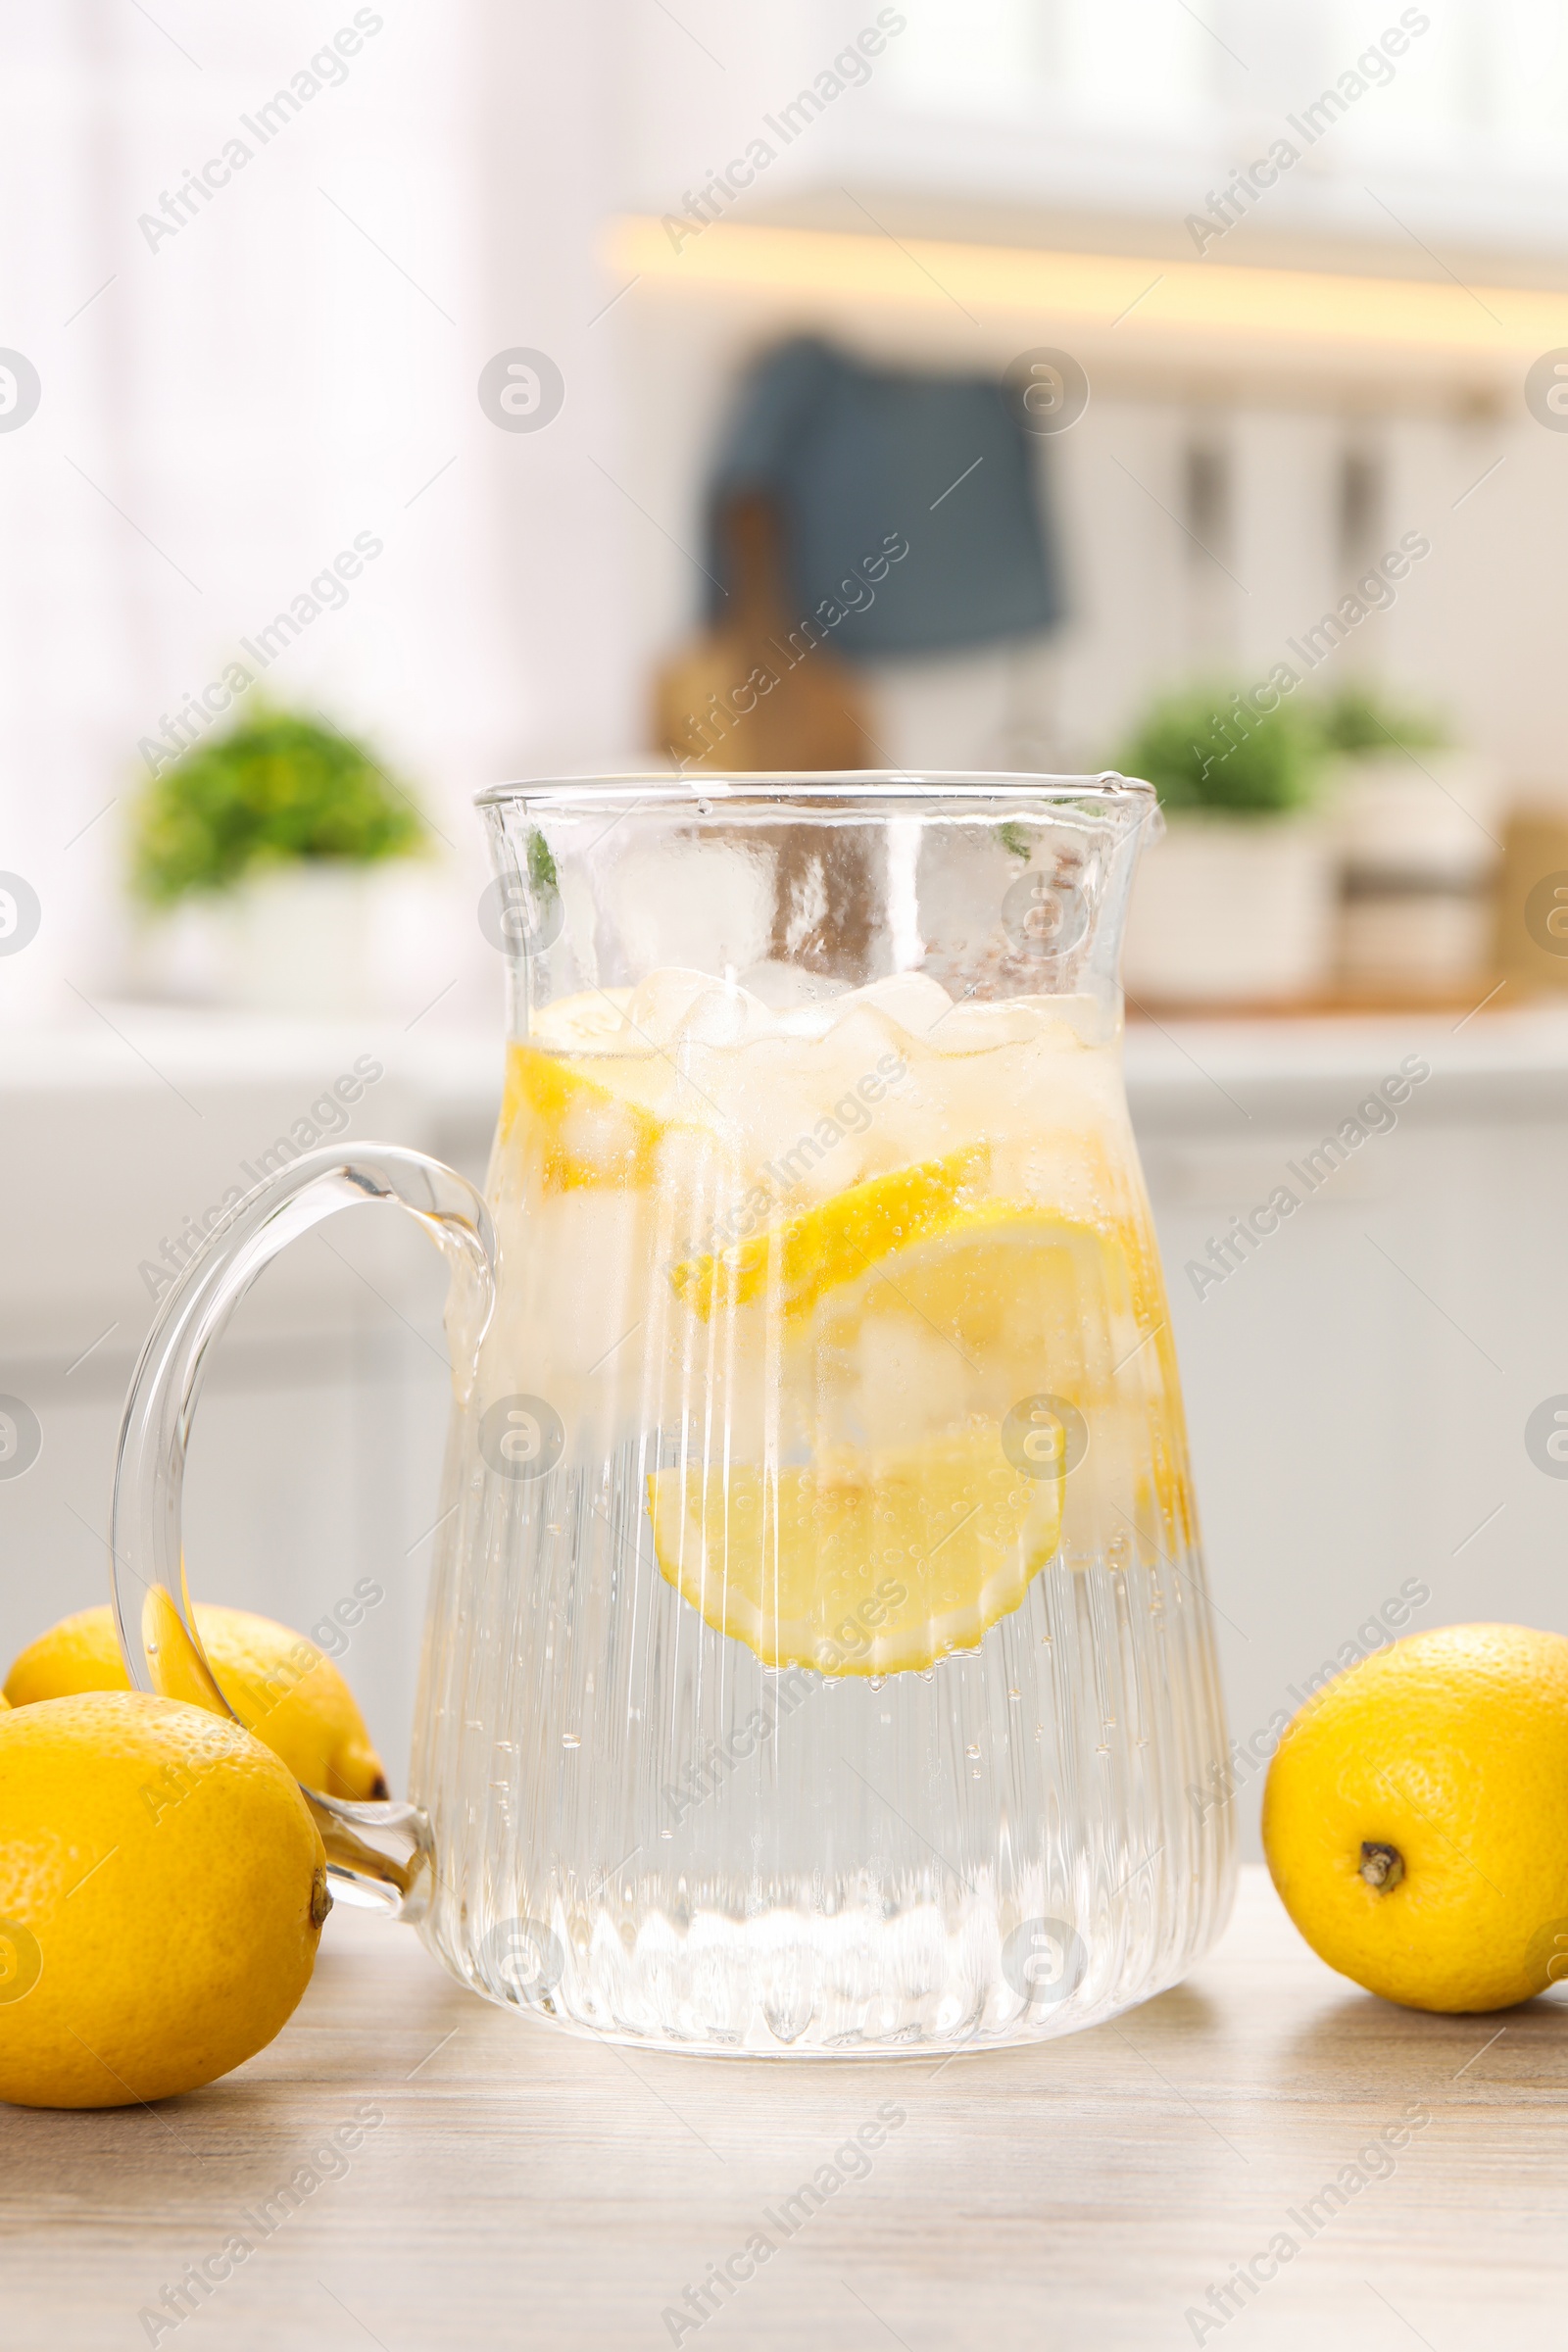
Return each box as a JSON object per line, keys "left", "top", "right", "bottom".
{"left": 1359, "top": 1840, "right": 1404, "bottom": 1891}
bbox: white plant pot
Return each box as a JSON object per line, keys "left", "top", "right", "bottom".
{"left": 1332, "top": 752, "right": 1500, "bottom": 886}
{"left": 1328, "top": 753, "right": 1500, "bottom": 993}
{"left": 1122, "top": 813, "right": 1336, "bottom": 1004}
{"left": 1338, "top": 890, "right": 1493, "bottom": 992}
{"left": 129, "top": 861, "right": 445, "bottom": 1019}
{"left": 226, "top": 864, "right": 387, "bottom": 1016}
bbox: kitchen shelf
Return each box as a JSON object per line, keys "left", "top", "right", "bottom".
{"left": 608, "top": 215, "right": 1568, "bottom": 391}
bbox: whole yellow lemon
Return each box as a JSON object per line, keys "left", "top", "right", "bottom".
{"left": 1263, "top": 1622, "right": 1568, "bottom": 2012}
{"left": 5, "top": 1603, "right": 386, "bottom": 1801}
{"left": 0, "top": 1691, "right": 329, "bottom": 2107}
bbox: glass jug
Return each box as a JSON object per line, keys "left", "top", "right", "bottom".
{"left": 111, "top": 774, "right": 1234, "bottom": 2056}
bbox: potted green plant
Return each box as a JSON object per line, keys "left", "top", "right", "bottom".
{"left": 1114, "top": 683, "right": 1334, "bottom": 1004}
{"left": 126, "top": 705, "right": 431, "bottom": 1013}
{"left": 1313, "top": 681, "right": 1449, "bottom": 762}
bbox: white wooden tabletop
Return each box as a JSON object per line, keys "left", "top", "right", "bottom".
{"left": 5, "top": 1866, "right": 1562, "bottom": 2350}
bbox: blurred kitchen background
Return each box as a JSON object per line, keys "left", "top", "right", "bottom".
{"left": 5, "top": 0, "right": 1568, "bottom": 1854}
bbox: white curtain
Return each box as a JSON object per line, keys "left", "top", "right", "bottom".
{"left": 0, "top": 0, "right": 640, "bottom": 1024}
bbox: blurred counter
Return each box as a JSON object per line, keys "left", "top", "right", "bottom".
{"left": 0, "top": 1013, "right": 503, "bottom": 1362}
{"left": 1125, "top": 997, "right": 1568, "bottom": 1121}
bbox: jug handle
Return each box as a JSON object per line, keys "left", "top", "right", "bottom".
{"left": 108, "top": 1144, "right": 498, "bottom": 1921}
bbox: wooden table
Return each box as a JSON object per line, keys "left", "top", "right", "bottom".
{"left": 5, "top": 1868, "right": 1562, "bottom": 2349}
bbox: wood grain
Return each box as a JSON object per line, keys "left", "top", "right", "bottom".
{"left": 3, "top": 1867, "right": 1564, "bottom": 2349}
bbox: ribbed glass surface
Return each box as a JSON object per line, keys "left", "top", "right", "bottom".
{"left": 413, "top": 1469, "right": 1231, "bottom": 2051}
{"left": 408, "top": 956, "right": 1233, "bottom": 2054}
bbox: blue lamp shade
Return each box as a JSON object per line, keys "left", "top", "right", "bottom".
{"left": 704, "top": 336, "right": 1064, "bottom": 658}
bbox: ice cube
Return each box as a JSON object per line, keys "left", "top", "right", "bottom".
{"left": 673, "top": 979, "right": 777, "bottom": 1050}
{"left": 832, "top": 971, "right": 955, "bottom": 1041}
{"left": 740, "top": 960, "right": 849, "bottom": 1032}
{"left": 620, "top": 967, "right": 718, "bottom": 1047}
{"left": 926, "top": 997, "right": 1059, "bottom": 1054}
{"left": 622, "top": 968, "right": 785, "bottom": 1052}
